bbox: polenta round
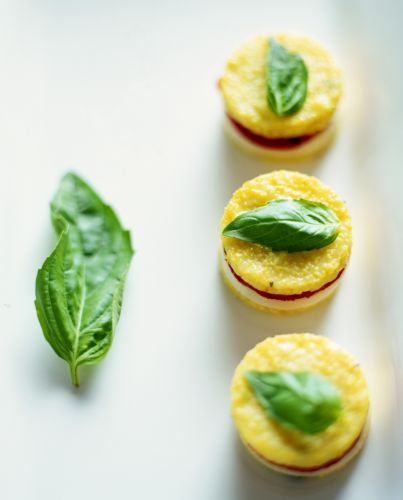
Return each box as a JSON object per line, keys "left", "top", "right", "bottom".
{"left": 220, "top": 171, "right": 352, "bottom": 314}
{"left": 231, "top": 334, "right": 369, "bottom": 476}
{"left": 219, "top": 34, "right": 342, "bottom": 159}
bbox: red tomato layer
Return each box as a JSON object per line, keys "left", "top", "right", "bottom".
{"left": 246, "top": 429, "right": 362, "bottom": 473}
{"left": 225, "top": 256, "right": 344, "bottom": 301}
{"left": 228, "top": 115, "right": 323, "bottom": 150}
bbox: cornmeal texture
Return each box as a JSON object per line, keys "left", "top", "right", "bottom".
{"left": 221, "top": 171, "right": 352, "bottom": 295}
{"left": 231, "top": 334, "right": 369, "bottom": 468}
{"left": 220, "top": 34, "right": 342, "bottom": 138}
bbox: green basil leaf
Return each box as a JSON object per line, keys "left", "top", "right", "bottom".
{"left": 267, "top": 37, "right": 308, "bottom": 117}
{"left": 222, "top": 198, "right": 340, "bottom": 252}
{"left": 35, "top": 172, "right": 134, "bottom": 386}
{"left": 245, "top": 371, "right": 342, "bottom": 434}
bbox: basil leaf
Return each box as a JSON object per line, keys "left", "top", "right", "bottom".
{"left": 35, "top": 173, "right": 134, "bottom": 386}
{"left": 222, "top": 198, "right": 340, "bottom": 252}
{"left": 267, "top": 37, "right": 308, "bottom": 117}
{"left": 245, "top": 371, "right": 342, "bottom": 434}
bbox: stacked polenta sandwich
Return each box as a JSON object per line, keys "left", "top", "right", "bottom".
{"left": 220, "top": 170, "right": 352, "bottom": 314}
{"left": 219, "top": 34, "right": 342, "bottom": 160}
{"left": 231, "top": 335, "right": 369, "bottom": 477}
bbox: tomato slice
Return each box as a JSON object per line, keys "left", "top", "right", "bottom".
{"left": 225, "top": 256, "right": 344, "bottom": 301}
{"left": 228, "top": 115, "right": 322, "bottom": 150}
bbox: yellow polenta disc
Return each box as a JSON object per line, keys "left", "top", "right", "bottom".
{"left": 231, "top": 334, "right": 369, "bottom": 469}
{"left": 221, "top": 170, "right": 352, "bottom": 295}
{"left": 220, "top": 34, "right": 342, "bottom": 138}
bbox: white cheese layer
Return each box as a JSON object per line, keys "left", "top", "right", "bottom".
{"left": 243, "top": 417, "right": 369, "bottom": 478}
{"left": 223, "top": 114, "right": 337, "bottom": 161}
{"left": 220, "top": 248, "right": 342, "bottom": 312}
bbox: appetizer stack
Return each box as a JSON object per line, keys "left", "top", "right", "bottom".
{"left": 220, "top": 170, "right": 352, "bottom": 314}
{"left": 231, "top": 335, "right": 369, "bottom": 477}
{"left": 219, "top": 34, "right": 342, "bottom": 160}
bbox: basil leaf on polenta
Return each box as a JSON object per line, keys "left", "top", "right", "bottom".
{"left": 245, "top": 371, "right": 342, "bottom": 434}
{"left": 222, "top": 198, "right": 340, "bottom": 252}
{"left": 267, "top": 37, "right": 308, "bottom": 117}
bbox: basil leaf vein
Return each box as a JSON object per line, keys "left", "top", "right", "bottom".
{"left": 267, "top": 37, "right": 308, "bottom": 117}
{"left": 245, "top": 371, "right": 342, "bottom": 434}
{"left": 35, "top": 172, "right": 134, "bottom": 386}
{"left": 222, "top": 198, "right": 340, "bottom": 252}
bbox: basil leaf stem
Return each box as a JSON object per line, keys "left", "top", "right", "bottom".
{"left": 35, "top": 173, "right": 134, "bottom": 386}
{"left": 245, "top": 371, "right": 342, "bottom": 434}
{"left": 267, "top": 37, "right": 308, "bottom": 116}
{"left": 222, "top": 198, "right": 340, "bottom": 252}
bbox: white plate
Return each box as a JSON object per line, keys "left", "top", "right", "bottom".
{"left": 0, "top": 1, "right": 401, "bottom": 499}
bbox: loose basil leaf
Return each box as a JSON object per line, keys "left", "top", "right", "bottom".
{"left": 222, "top": 198, "right": 340, "bottom": 252}
{"left": 245, "top": 371, "right": 342, "bottom": 434}
{"left": 266, "top": 37, "right": 308, "bottom": 117}
{"left": 35, "top": 172, "right": 134, "bottom": 386}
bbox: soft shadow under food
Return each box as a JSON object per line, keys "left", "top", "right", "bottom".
{"left": 217, "top": 270, "right": 335, "bottom": 369}
{"left": 33, "top": 343, "right": 102, "bottom": 397}
{"left": 216, "top": 124, "right": 325, "bottom": 200}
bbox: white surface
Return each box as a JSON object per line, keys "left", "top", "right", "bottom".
{"left": 0, "top": 1, "right": 401, "bottom": 499}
